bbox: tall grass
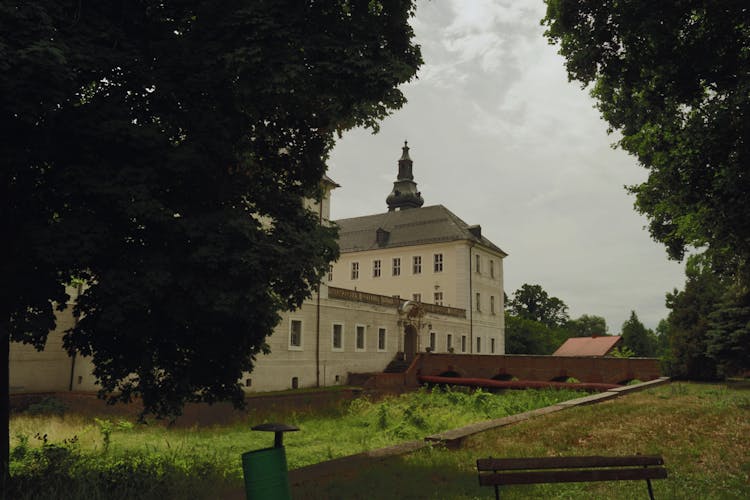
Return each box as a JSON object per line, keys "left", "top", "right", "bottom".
{"left": 9, "top": 387, "right": 583, "bottom": 498}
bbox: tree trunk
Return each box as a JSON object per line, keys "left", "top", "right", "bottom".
{"left": 1, "top": 320, "right": 9, "bottom": 490}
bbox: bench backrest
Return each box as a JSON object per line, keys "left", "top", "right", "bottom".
{"left": 477, "top": 455, "right": 667, "bottom": 486}
{"left": 477, "top": 455, "right": 664, "bottom": 471}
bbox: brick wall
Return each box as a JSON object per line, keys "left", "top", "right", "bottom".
{"left": 413, "top": 353, "right": 660, "bottom": 385}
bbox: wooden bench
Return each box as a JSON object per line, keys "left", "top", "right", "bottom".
{"left": 477, "top": 455, "right": 667, "bottom": 499}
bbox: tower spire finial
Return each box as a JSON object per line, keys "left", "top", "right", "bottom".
{"left": 400, "top": 140, "right": 411, "bottom": 160}
{"left": 387, "top": 141, "right": 424, "bottom": 211}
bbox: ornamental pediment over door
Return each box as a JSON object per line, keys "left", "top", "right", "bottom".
{"left": 399, "top": 300, "right": 426, "bottom": 330}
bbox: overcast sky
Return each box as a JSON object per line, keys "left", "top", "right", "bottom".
{"left": 327, "top": 0, "right": 685, "bottom": 332}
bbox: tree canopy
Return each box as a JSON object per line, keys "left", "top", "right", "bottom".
{"left": 662, "top": 253, "right": 750, "bottom": 379}
{"left": 506, "top": 284, "right": 570, "bottom": 328}
{"left": 566, "top": 314, "right": 608, "bottom": 337}
{"left": 543, "top": 2, "right": 750, "bottom": 279}
{"left": 620, "top": 311, "right": 657, "bottom": 357}
{"left": 1, "top": 0, "right": 422, "bottom": 465}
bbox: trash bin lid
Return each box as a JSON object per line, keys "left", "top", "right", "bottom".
{"left": 251, "top": 423, "right": 300, "bottom": 433}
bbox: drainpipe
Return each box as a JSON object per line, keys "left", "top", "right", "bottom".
{"left": 315, "top": 196, "right": 324, "bottom": 387}
{"left": 68, "top": 283, "right": 82, "bottom": 391}
{"left": 316, "top": 284, "right": 321, "bottom": 387}
{"left": 468, "top": 243, "right": 475, "bottom": 354}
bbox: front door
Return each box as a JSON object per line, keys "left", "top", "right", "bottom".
{"left": 404, "top": 325, "right": 417, "bottom": 362}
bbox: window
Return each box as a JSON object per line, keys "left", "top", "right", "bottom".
{"left": 245, "top": 378, "right": 252, "bottom": 387}
{"left": 373, "top": 259, "right": 381, "bottom": 278}
{"left": 446, "top": 334, "right": 453, "bottom": 351}
{"left": 434, "top": 253, "right": 443, "bottom": 272}
{"left": 289, "top": 319, "right": 302, "bottom": 349}
{"left": 412, "top": 293, "right": 421, "bottom": 302}
{"left": 355, "top": 325, "right": 366, "bottom": 351}
{"left": 328, "top": 264, "right": 333, "bottom": 281}
{"left": 332, "top": 323, "right": 343, "bottom": 351}
{"left": 434, "top": 292, "right": 443, "bottom": 306}
{"left": 429, "top": 331, "right": 436, "bottom": 351}
{"left": 351, "top": 262, "right": 359, "bottom": 280}
{"left": 490, "top": 259, "right": 495, "bottom": 278}
{"left": 475, "top": 254, "right": 481, "bottom": 273}
{"left": 392, "top": 257, "right": 401, "bottom": 276}
{"left": 461, "top": 335, "right": 467, "bottom": 353}
{"left": 491, "top": 337, "right": 496, "bottom": 354}
{"left": 413, "top": 255, "right": 422, "bottom": 274}
{"left": 476, "top": 292, "right": 481, "bottom": 312}
{"left": 378, "top": 327, "right": 387, "bottom": 351}
{"left": 291, "top": 376, "right": 299, "bottom": 389}
{"left": 476, "top": 336, "right": 482, "bottom": 353}
{"left": 490, "top": 295, "right": 496, "bottom": 315}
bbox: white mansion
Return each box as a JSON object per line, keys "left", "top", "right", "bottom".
{"left": 11, "top": 143, "right": 507, "bottom": 393}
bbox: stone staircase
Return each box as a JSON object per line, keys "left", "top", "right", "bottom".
{"left": 383, "top": 353, "right": 412, "bottom": 373}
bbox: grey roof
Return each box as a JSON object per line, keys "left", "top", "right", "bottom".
{"left": 334, "top": 205, "right": 507, "bottom": 255}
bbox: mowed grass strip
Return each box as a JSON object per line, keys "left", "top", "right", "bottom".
{"left": 295, "top": 382, "right": 750, "bottom": 499}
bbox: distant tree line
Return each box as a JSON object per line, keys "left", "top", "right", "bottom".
{"left": 504, "top": 284, "right": 661, "bottom": 357}
{"left": 506, "top": 273, "right": 749, "bottom": 382}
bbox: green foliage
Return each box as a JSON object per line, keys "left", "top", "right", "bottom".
{"left": 566, "top": 314, "right": 608, "bottom": 337}
{"left": 504, "top": 312, "right": 574, "bottom": 355}
{"left": 94, "top": 419, "right": 133, "bottom": 454}
{"left": 543, "top": 1, "right": 750, "bottom": 275}
{"left": 543, "top": 0, "right": 750, "bottom": 381}
{"left": 620, "top": 311, "right": 658, "bottom": 357}
{"left": 1, "top": 0, "right": 422, "bottom": 431}
{"left": 8, "top": 437, "right": 230, "bottom": 500}
{"left": 507, "top": 284, "right": 569, "bottom": 328}
{"left": 663, "top": 255, "right": 726, "bottom": 380}
{"left": 505, "top": 285, "right": 616, "bottom": 355}
{"left": 9, "top": 387, "right": 585, "bottom": 496}
{"left": 706, "top": 285, "right": 750, "bottom": 376}
{"left": 25, "top": 397, "right": 67, "bottom": 416}
{"left": 609, "top": 346, "right": 635, "bottom": 359}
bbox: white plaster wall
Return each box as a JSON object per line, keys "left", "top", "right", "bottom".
{"left": 9, "top": 287, "right": 78, "bottom": 393}
{"left": 452, "top": 243, "right": 506, "bottom": 354}
{"left": 329, "top": 241, "right": 463, "bottom": 308}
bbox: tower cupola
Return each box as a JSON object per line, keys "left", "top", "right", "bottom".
{"left": 386, "top": 141, "right": 424, "bottom": 211}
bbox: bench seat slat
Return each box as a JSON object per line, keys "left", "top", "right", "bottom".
{"left": 479, "top": 467, "right": 668, "bottom": 486}
{"left": 477, "top": 455, "right": 664, "bottom": 471}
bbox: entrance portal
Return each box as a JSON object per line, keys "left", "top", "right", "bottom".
{"left": 404, "top": 324, "right": 417, "bottom": 362}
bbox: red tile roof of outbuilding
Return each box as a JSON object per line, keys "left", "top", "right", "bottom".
{"left": 553, "top": 335, "right": 622, "bottom": 357}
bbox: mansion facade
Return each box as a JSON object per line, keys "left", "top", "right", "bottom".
{"left": 10, "top": 143, "right": 507, "bottom": 393}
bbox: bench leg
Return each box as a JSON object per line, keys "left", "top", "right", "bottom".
{"left": 494, "top": 484, "right": 499, "bottom": 500}
{"left": 646, "top": 478, "right": 655, "bottom": 500}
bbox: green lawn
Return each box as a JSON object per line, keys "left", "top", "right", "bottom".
{"left": 9, "top": 387, "right": 584, "bottom": 499}
{"left": 296, "top": 382, "right": 750, "bottom": 499}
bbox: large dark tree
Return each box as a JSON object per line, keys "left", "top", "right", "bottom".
{"left": 1, "top": 0, "right": 421, "bottom": 479}
{"left": 543, "top": 2, "right": 750, "bottom": 279}
{"left": 543, "top": 0, "right": 750, "bottom": 381}
{"left": 663, "top": 254, "right": 726, "bottom": 380}
{"left": 507, "top": 284, "right": 570, "bottom": 328}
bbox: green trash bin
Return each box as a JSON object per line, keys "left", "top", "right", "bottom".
{"left": 242, "top": 423, "right": 299, "bottom": 500}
